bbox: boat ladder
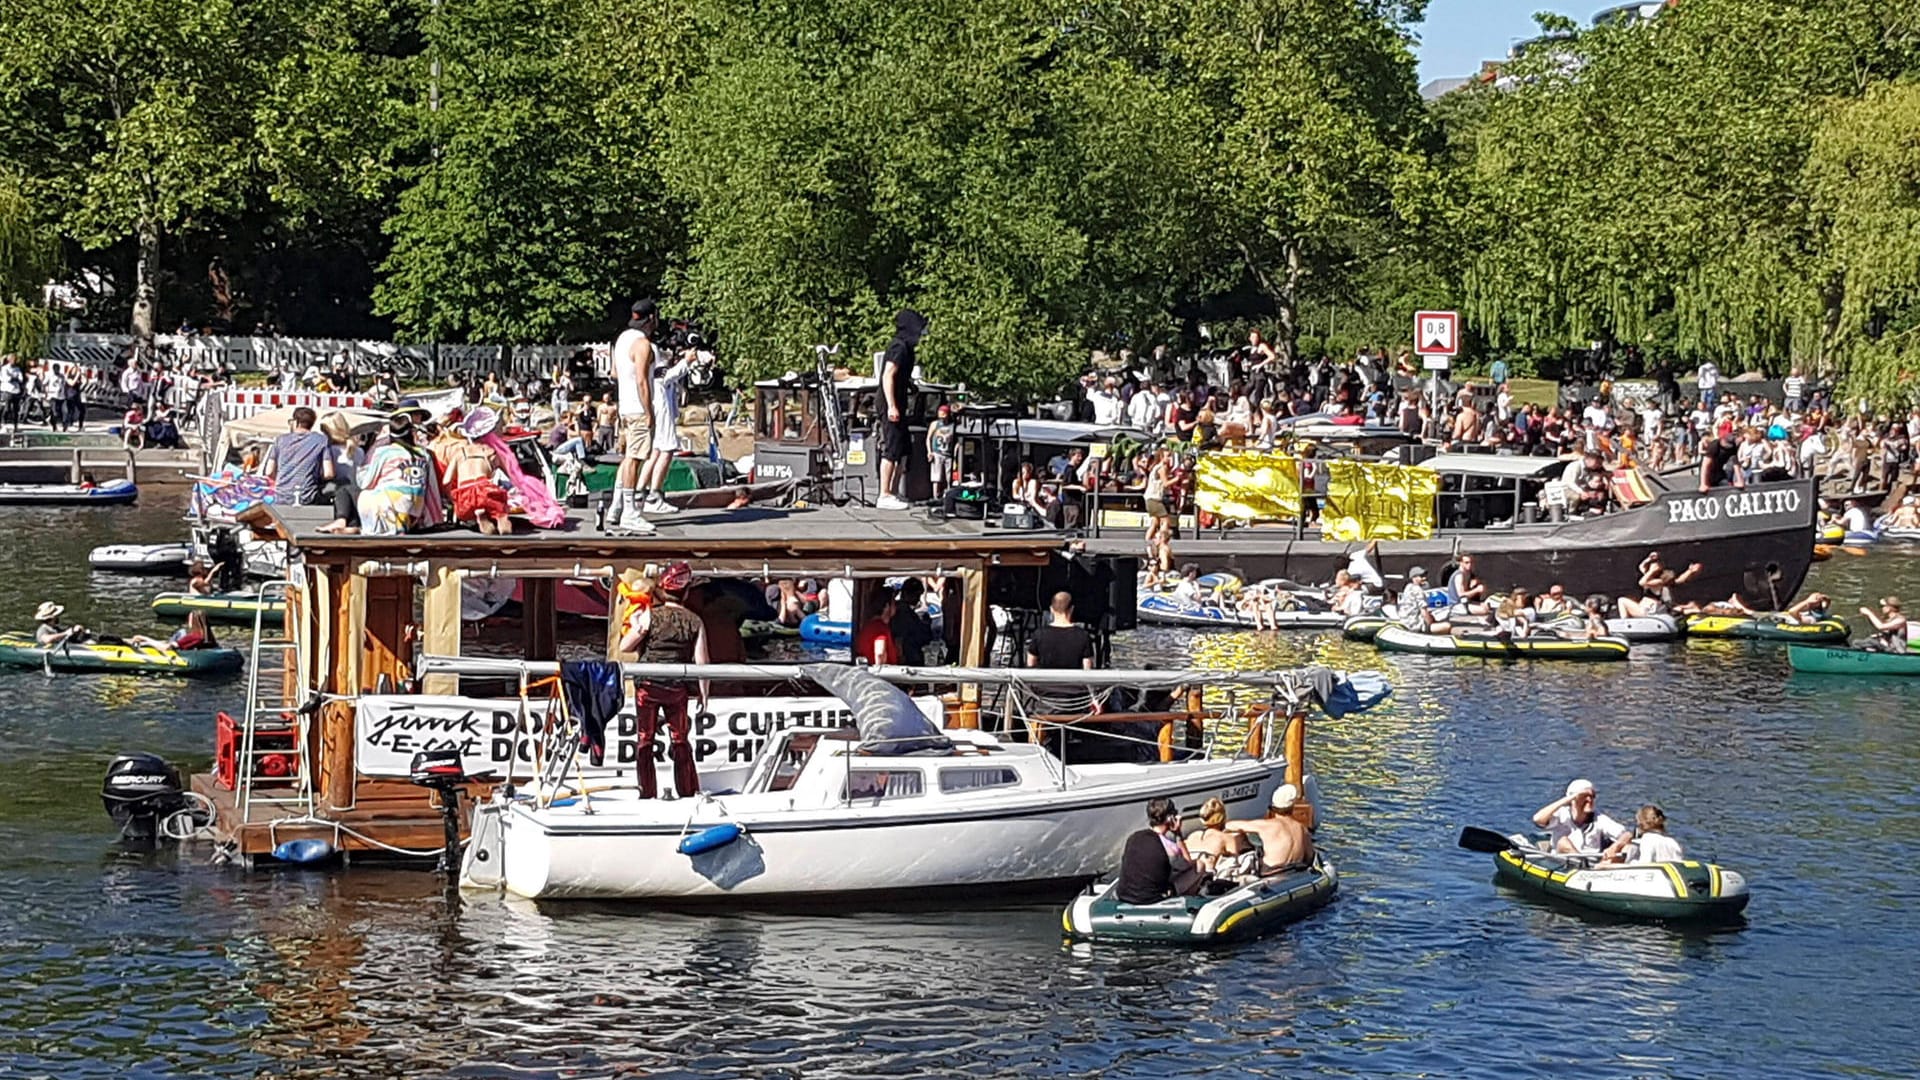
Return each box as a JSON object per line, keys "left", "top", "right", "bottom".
{"left": 236, "top": 578, "right": 314, "bottom": 823}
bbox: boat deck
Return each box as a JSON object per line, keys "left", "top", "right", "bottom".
{"left": 192, "top": 773, "right": 464, "bottom": 861}
{"left": 263, "top": 502, "right": 1064, "bottom": 569}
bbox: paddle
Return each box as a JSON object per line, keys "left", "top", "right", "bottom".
{"left": 1458, "top": 826, "right": 1605, "bottom": 866}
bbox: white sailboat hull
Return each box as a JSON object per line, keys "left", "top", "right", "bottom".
{"left": 477, "top": 758, "right": 1286, "bottom": 902}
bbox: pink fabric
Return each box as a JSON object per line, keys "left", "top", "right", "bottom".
{"left": 480, "top": 432, "right": 567, "bottom": 528}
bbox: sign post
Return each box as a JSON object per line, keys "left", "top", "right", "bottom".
{"left": 1413, "top": 310, "right": 1460, "bottom": 414}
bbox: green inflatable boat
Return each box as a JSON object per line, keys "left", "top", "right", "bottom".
{"left": 1374, "top": 624, "right": 1630, "bottom": 661}
{"left": 1684, "top": 614, "right": 1850, "bottom": 643}
{"left": 1342, "top": 614, "right": 1390, "bottom": 642}
{"left": 1787, "top": 644, "right": 1920, "bottom": 676}
{"left": 0, "top": 632, "right": 245, "bottom": 677}
{"left": 1062, "top": 858, "right": 1338, "bottom": 945}
{"left": 1460, "top": 827, "right": 1748, "bottom": 922}
{"left": 150, "top": 592, "right": 287, "bottom": 625}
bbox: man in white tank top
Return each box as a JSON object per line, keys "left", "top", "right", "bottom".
{"left": 606, "top": 299, "right": 657, "bottom": 534}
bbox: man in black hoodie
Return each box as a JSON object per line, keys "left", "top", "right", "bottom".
{"left": 877, "top": 308, "right": 927, "bottom": 509}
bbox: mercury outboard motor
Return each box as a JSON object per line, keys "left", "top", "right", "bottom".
{"left": 102, "top": 752, "right": 190, "bottom": 841}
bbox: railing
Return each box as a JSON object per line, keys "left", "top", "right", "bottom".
{"left": 46, "top": 332, "right": 579, "bottom": 381}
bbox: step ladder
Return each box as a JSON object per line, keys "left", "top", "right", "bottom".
{"left": 236, "top": 578, "right": 313, "bottom": 822}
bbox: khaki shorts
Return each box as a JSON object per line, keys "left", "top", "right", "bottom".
{"left": 622, "top": 415, "right": 653, "bottom": 461}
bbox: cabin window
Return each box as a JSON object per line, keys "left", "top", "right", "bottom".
{"left": 782, "top": 393, "right": 808, "bottom": 442}
{"left": 844, "top": 768, "right": 925, "bottom": 802}
{"left": 756, "top": 390, "right": 778, "bottom": 439}
{"left": 766, "top": 733, "right": 821, "bottom": 793}
{"left": 938, "top": 767, "right": 1020, "bottom": 794}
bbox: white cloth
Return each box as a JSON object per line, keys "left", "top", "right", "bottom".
{"left": 612, "top": 328, "right": 649, "bottom": 418}
{"left": 1126, "top": 390, "right": 1161, "bottom": 433}
{"left": 1842, "top": 506, "right": 1871, "bottom": 533}
{"left": 1631, "top": 832, "right": 1685, "bottom": 864}
{"left": 0, "top": 365, "right": 19, "bottom": 395}
{"left": 650, "top": 356, "right": 690, "bottom": 454}
{"left": 1696, "top": 363, "right": 1718, "bottom": 390}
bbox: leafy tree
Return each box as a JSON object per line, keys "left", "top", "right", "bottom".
{"left": 0, "top": 170, "right": 53, "bottom": 356}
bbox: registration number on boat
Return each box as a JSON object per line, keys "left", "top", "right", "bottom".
{"left": 1221, "top": 783, "right": 1259, "bottom": 803}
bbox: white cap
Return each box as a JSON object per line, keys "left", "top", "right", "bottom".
{"left": 1566, "top": 778, "right": 1595, "bottom": 799}
{"left": 1270, "top": 783, "right": 1300, "bottom": 812}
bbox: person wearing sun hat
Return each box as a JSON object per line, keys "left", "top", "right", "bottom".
{"left": 616, "top": 561, "right": 708, "bottom": 799}
{"left": 34, "top": 602, "right": 87, "bottom": 647}
{"left": 437, "top": 405, "right": 514, "bottom": 534}
{"left": 355, "top": 406, "right": 434, "bottom": 535}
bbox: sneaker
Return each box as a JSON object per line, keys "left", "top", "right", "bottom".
{"left": 875, "top": 494, "right": 909, "bottom": 510}
{"left": 643, "top": 491, "right": 682, "bottom": 515}
{"left": 610, "top": 515, "right": 657, "bottom": 535}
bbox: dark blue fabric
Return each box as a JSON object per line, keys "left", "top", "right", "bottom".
{"left": 561, "top": 660, "right": 625, "bottom": 767}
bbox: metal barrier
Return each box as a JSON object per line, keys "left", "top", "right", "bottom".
{"left": 46, "top": 333, "right": 576, "bottom": 381}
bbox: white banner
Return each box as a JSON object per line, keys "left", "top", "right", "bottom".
{"left": 353, "top": 693, "right": 945, "bottom": 779}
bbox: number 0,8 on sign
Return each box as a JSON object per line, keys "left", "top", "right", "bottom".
{"left": 1415, "top": 311, "right": 1458, "bottom": 357}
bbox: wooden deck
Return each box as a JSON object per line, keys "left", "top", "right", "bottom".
{"left": 193, "top": 772, "right": 467, "bottom": 862}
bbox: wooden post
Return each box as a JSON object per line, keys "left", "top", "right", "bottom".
{"left": 421, "top": 564, "right": 462, "bottom": 696}
{"left": 953, "top": 566, "right": 988, "bottom": 730}
{"left": 522, "top": 578, "right": 557, "bottom": 661}
{"left": 1285, "top": 710, "right": 1306, "bottom": 790}
{"left": 318, "top": 567, "right": 355, "bottom": 810}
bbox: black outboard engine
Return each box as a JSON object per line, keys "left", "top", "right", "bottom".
{"left": 409, "top": 749, "right": 478, "bottom": 876}
{"left": 102, "top": 752, "right": 190, "bottom": 841}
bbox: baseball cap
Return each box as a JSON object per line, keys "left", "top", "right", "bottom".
{"left": 1566, "top": 778, "right": 1595, "bottom": 798}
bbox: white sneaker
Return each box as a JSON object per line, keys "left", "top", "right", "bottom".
{"left": 613, "top": 515, "right": 657, "bottom": 535}
{"left": 875, "top": 495, "right": 909, "bottom": 510}
{"left": 643, "top": 492, "right": 682, "bottom": 515}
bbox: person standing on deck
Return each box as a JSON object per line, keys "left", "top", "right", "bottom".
{"left": 637, "top": 331, "right": 691, "bottom": 517}
{"left": 607, "top": 300, "right": 658, "bottom": 535}
{"left": 618, "top": 561, "right": 709, "bottom": 799}
{"left": 876, "top": 309, "right": 927, "bottom": 510}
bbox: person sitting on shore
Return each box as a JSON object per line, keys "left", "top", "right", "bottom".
{"left": 1185, "top": 796, "right": 1257, "bottom": 881}
{"left": 1223, "top": 784, "right": 1314, "bottom": 875}
{"left": 1533, "top": 778, "right": 1629, "bottom": 858}
{"left": 33, "top": 602, "right": 87, "bottom": 647}
{"left": 1116, "top": 797, "right": 1206, "bottom": 904}
{"left": 1858, "top": 596, "right": 1911, "bottom": 653}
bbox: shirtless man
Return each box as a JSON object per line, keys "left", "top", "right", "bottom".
{"left": 1224, "top": 784, "right": 1314, "bottom": 874}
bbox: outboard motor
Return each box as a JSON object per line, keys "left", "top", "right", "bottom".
{"left": 102, "top": 752, "right": 190, "bottom": 841}
{"left": 409, "top": 749, "right": 486, "bottom": 876}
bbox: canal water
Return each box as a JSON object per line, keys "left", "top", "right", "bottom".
{"left": 0, "top": 495, "right": 1915, "bottom": 1078}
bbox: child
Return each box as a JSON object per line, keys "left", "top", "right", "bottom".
{"left": 1611, "top": 804, "right": 1684, "bottom": 865}
{"left": 123, "top": 403, "right": 146, "bottom": 449}
{"left": 926, "top": 404, "right": 955, "bottom": 499}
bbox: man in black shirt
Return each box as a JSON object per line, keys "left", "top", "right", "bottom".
{"left": 1115, "top": 797, "right": 1206, "bottom": 904}
{"left": 1025, "top": 591, "right": 1093, "bottom": 671}
{"left": 877, "top": 308, "right": 927, "bottom": 510}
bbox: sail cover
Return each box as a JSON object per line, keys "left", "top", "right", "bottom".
{"left": 801, "top": 663, "right": 953, "bottom": 756}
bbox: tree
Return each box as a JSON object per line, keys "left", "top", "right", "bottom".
{"left": 371, "top": 0, "right": 686, "bottom": 344}
{"left": 0, "top": 170, "right": 53, "bottom": 356}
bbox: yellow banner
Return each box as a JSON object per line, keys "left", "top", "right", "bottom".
{"left": 1193, "top": 453, "right": 1302, "bottom": 522}
{"left": 1323, "top": 460, "right": 1440, "bottom": 541}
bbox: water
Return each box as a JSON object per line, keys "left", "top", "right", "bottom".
{"left": 2, "top": 496, "right": 1918, "bottom": 1078}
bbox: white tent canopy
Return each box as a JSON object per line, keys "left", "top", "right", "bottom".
{"left": 221, "top": 406, "right": 389, "bottom": 453}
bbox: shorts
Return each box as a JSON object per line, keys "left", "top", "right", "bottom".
{"left": 1145, "top": 497, "right": 1171, "bottom": 519}
{"left": 453, "top": 478, "right": 511, "bottom": 522}
{"left": 622, "top": 415, "right": 653, "bottom": 461}
{"left": 879, "top": 419, "right": 909, "bottom": 463}
{"left": 929, "top": 454, "right": 951, "bottom": 483}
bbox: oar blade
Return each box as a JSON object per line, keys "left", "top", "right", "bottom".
{"left": 1457, "top": 826, "right": 1517, "bottom": 854}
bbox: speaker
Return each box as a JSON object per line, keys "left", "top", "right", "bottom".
{"left": 1104, "top": 556, "right": 1139, "bottom": 631}
{"left": 988, "top": 564, "right": 1044, "bottom": 610}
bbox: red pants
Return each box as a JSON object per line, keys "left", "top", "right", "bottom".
{"left": 634, "top": 681, "right": 696, "bottom": 799}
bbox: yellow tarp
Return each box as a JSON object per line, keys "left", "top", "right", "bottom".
{"left": 1193, "top": 453, "right": 1302, "bottom": 522}
{"left": 1323, "top": 460, "right": 1440, "bottom": 541}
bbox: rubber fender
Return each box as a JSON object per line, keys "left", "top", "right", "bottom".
{"left": 678, "top": 822, "right": 743, "bottom": 856}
